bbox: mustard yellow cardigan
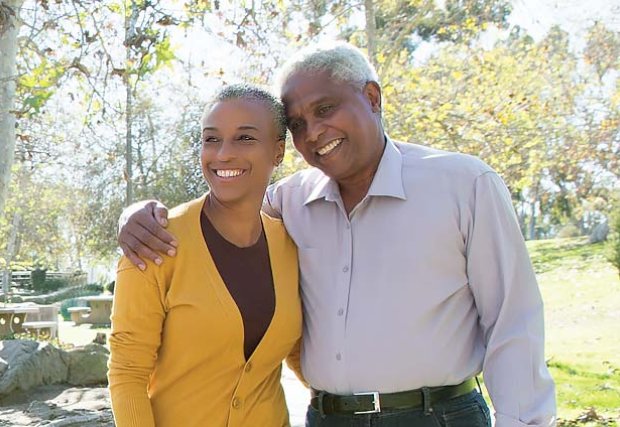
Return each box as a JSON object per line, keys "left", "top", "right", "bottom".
{"left": 108, "top": 196, "right": 302, "bottom": 427}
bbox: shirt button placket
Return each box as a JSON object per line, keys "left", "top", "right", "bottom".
{"left": 336, "top": 217, "right": 352, "bottom": 379}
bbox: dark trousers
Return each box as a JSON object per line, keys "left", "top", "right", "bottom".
{"left": 305, "top": 390, "right": 491, "bottom": 427}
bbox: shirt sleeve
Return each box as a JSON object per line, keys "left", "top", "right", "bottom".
{"left": 108, "top": 257, "right": 166, "bottom": 427}
{"left": 466, "top": 172, "right": 556, "bottom": 427}
{"left": 285, "top": 338, "right": 309, "bottom": 388}
{"left": 262, "top": 182, "right": 284, "bottom": 219}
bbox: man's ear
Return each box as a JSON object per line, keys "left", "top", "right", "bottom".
{"left": 363, "top": 81, "right": 382, "bottom": 113}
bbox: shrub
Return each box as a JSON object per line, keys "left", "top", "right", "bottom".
{"left": 86, "top": 283, "right": 104, "bottom": 293}
{"left": 556, "top": 223, "right": 581, "bottom": 239}
{"left": 58, "top": 284, "right": 104, "bottom": 320}
{"left": 605, "top": 206, "right": 620, "bottom": 279}
{"left": 42, "top": 278, "right": 69, "bottom": 292}
{"left": 59, "top": 297, "right": 89, "bottom": 321}
{"left": 31, "top": 268, "right": 47, "bottom": 290}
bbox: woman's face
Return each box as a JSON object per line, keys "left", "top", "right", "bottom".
{"left": 200, "top": 98, "right": 284, "bottom": 206}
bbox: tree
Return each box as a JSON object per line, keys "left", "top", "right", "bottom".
{"left": 347, "top": 0, "right": 512, "bottom": 72}
{"left": 584, "top": 21, "right": 620, "bottom": 82}
{"left": 605, "top": 194, "right": 620, "bottom": 279}
{"left": 80, "top": 82, "right": 209, "bottom": 258}
{"left": 119, "top": 0, "right": 178, "bottom": 205}
{"left": 583, "top": 23, "right": 620, "bottom": 182}
{"left": 0, "top": 0, "right": 24, "bottom": 216}
{"left": 379, "top": 26, "right": 593, "bottom": 238}
{"left": 0, "top": 147, "right": 85, "bottom": 301}
{"left": 1, "top": 0, "right": 24, "bottom": 297}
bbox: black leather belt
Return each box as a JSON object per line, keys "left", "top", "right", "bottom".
{"left": 310, "top": 378, "right": 477, "bottom": 415}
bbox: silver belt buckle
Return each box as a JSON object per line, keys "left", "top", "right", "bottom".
{"left": 353, "top": 391, "right": 381, "bottom": 414}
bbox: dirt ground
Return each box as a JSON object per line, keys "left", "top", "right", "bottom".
{"left": 0, "top": 384, "right": 113, "bottom": 426}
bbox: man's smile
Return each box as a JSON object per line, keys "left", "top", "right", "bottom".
{"left": 317, "top": 138, "right": 344, "bottom": 156}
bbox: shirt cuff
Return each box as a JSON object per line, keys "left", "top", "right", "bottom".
{"left": 495, "top": 412, "right": 556, "bottom": 427}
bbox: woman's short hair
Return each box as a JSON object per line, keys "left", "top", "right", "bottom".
{"left": 203, "top": 84, "right": 287, "bottom": 141}
{"left": 275, "top": 42, "right": 379, "bottom": 94}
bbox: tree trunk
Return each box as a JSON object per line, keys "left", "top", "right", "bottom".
{"left": 125, "top": 74, "right": 133, "bottom": 205}
{"left": 1, "top": 210, "right": 21, "bottom": 300}
{"left": 528, "top": 198, "right": 537, "bottom": 241}
{"left": 364, "top": 0, "right": 377, "bottom": 70}
{"left": 124, "top": 0, "right": 138, "bottom": 206}
{"left": 0, "top": 0, "right": 24, "bottom": 216}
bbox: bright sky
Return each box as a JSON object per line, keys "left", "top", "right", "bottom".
{"left": 510, "top": 0, "right": 620, "bottom": 46}
{"left": 411, "top": 0, "right": 619, "bottom": 65}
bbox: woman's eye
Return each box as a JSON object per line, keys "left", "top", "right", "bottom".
{"left": 238, "top": 134, "right": 257, "bottom": 143}
{"left": 203, "top": 136, "right": 219, "bottom": 144}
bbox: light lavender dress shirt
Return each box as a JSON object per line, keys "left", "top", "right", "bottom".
{"left": 264, "top": 137, "right": 556, "bottom": 427}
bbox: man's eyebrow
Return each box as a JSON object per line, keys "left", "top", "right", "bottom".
{"left": 284, "top": 95, "right": 334, "bottom": 120}
{"left": 306, "top": 96, "right": 333, "bottom": 108}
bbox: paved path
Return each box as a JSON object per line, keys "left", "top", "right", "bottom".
{"left": 283, "top": 366, "right": 310, "bottom": 427}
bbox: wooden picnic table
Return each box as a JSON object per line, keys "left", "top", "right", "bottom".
{"left": 0, "top": 305, "right": 40, "bottom": 336}
{"left": 76, "top": 295, "right": 113, "bottom": 325}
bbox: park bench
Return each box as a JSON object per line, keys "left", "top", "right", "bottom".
{"left": 68, "top": 306, "right": 91, "bottom": 325}
{"left": 22, "top": 321, "right": 58, "bottom": 340}
{"left": 27, "top": 304, "right": 59, "bottom": 323}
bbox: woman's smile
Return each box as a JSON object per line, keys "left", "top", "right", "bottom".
{"left": 212, "top": 168, "right": 247, "bottom": 179}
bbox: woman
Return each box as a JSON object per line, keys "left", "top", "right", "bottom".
{"left": 108, "top": 84, "right": 302, "bottom": 427}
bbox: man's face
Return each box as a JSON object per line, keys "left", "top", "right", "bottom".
{"left": 281, "top": 70, "right": 385, "bottom": 185}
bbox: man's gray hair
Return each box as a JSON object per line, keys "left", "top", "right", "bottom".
{"left": 275, "top": 42, "right": 379, "bottom": 95}
{"left": 202, "top": 83, "right": 287, "bottom": 141}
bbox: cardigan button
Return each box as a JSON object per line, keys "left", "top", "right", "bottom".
{"left": 232, "top": 397, "right": 241, "bottom": 409}
{"left": 245, "top": 362, "right": 252, "bottom": 372}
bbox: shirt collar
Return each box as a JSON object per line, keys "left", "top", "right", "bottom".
{"left": 367, "top": 136, "right": 406, "bottom": 200}
{"left": 304, "top": 136, "right": 406, "bottom": 205}
{"left": 303, "top": 173, "right": 339, "bottom": 205}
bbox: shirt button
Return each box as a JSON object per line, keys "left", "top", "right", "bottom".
{"left": 337, "top": 308, "right": 344, "bottom": 316}
{"left": 336, "top": 353, "right": 342, "bottom": 361}
{"left": 232, "top": 397, "right": 241, "bottom": 409}
{"left": 245, "top": 362, "right": 252, "bottom": 372}
{"left": 342, "top": 266, "right": 349, "bottom": 273}
{"left": 346, "top": 223, "right": 351, "bottom": 229}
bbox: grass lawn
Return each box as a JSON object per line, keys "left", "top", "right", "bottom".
{"left": 528, "top": 237, "right": 620, "bottom": 426}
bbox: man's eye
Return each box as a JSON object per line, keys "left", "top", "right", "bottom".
{"left": 288, "top": 120, "right": 303, "bottom": 133}
{"left": 317, "top": 105, "right": 333, "bottom": 115}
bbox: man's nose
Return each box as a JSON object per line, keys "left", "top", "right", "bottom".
{"left": 306, "top": 118, "right": 326, "bottom": 144}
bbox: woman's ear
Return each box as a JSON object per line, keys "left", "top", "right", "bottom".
{"left": 274, "top": 139, "right": 286, "bottom": 166}
{"left": 364, "top": 81, "right": 382, "bottom": 113}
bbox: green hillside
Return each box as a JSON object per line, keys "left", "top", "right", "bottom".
{"left": 530, "top": 237, "right": 619, "bottom": 426}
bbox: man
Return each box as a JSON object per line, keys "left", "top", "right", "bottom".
{"left": 119, "top": 42, "right": 556, "bottom": 426}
